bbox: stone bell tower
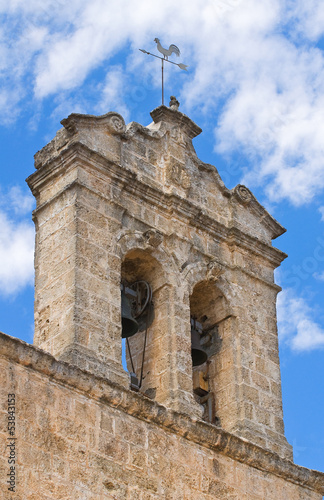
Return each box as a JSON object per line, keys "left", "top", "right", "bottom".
{"left": 27, "top": 102, "right": 291, "bottom": 458}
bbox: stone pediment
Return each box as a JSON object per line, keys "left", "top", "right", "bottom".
{"left": 33, "top": 105, "right": 285, "bottom": 246}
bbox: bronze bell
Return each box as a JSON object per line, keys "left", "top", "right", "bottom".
{"left": 191, "top": 320, "right": 208, "bottom": 367}
{"left": 121, "top": 290, "right": 139, "bottom": 338}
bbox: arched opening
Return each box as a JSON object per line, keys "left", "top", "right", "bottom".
{"left": 190, "top": 280, "right": 230, "bottom": 424}
{"left": 121, "top": 249, "right": 169, "bottom": 400}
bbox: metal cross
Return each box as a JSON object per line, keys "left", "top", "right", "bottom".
{"left": 139, "top": 38, "right": 188, "bottom": 106}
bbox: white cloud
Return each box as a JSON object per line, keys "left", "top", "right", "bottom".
{"left": 319, "top": 206, "right": 324, "bottom": 221}
{"left": 5, "top": 186, "right": 35, "bottom": 215}
{"left": 95, "top": 66, "right": 130, "bottom": 120}
{"left": 313, "top": 271, "right": 324, "bottom": 281}
{"left": 0, "top": 185, "right": 35, "bottom": 296}
{"left": 1, "top": 0, "right": 324, "bottom": 206}
{"left": 277, "top": 289, "right": 324, "bottom": 351}
{"left": 0, "top": 87, "right": 25, "bottom": 125}
{"left": 286, "top": 0, "right": 324, "bottom": 42}
{"left": 193, "top": 5, "right": 324, "bottom": 205}
{"left": 0, "top": 185, "right": 35, "bottom": 215}
{"left": 0, "top": 211, "right": 34, "bottom": 296}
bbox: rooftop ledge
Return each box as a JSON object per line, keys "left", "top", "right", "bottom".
{"left": 1, "top": 331, "right": 324, "bottom": 495}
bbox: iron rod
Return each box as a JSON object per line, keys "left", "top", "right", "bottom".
{"left": 139, "top": 47, "right": 188, "bottom": 106}
{"left": 162, "top": 58, "right": 164, "bottom": 106}
{"left": 139, "top": 302, "right": 151, "bottom": 388}
{"left": 126, "top": 337, "right": 135, "bottom": 374}
{"left": 139, "top": 49, "right": 185, "bottom": 67}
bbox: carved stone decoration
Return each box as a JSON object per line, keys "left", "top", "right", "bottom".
{"left": 207, "top": 260, "right": 225, "bottom": 282}
{"left": 144, "top": 229, "right": 163, "bottom": 248}
{"left": 106, "top": 113, "right": 126, "bottom": 135}
{"left": 234, "top": 184, "right": 253, "bottom": 204}
{"left": 60, "top": 111, "right": 126, "bottom": 136}
{"left": 180, "top": 169, "right": 191, "bottom": 189}
{"left": 167, "top": 160, "right": 191, "bottom": 190}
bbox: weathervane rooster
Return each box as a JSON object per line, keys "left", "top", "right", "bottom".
{"left": 154, "top": 38, "right": 180, "bottom": 60}
{"left": 139, "top": 37, "right": 188, "bottom": 105}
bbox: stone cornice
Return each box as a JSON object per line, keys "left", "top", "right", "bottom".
{"left": 27, "top": 142, "right": 286, "bottom": 268}
{"left": 1, "top": 332, "right": 323, "bottom": 495}
{"left": 33, "top": 109, "right": 285, "bottom": 242}
{"left": 27, "top": 143, "right": 81, "bottom": 196}
{"left": 227, "top": 227, "right": 287, "bottom": 267}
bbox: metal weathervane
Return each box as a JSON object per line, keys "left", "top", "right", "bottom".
{"left": 140, "top": 38, "right": 188, "bottom": 106}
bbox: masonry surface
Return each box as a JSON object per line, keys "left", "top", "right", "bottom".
{"left": 1, "top": 333, "right": 324, "bottom": 499}
{"left": 0, "top": 104, "right": 323, "bottom": 498}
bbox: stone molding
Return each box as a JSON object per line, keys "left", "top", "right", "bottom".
{"left": 1, "top": 331, "right": 323, "bottom": 495}
{"left": 227, "top": 226, "right": 288, "bottom": 267}
{"left": 33, "top": 108, "right": 285, "bottom": 241}
{"left": 61, "top": 111, "right": 126, "bottom": 136}
{"left": 27, "top": 142, "right": 287, "bottom": 269}
{"left": 181, "top": 260, "right": 230, "bottom": 298}
{"left": 116, "top": 229, "right": 179, "bottom": 286}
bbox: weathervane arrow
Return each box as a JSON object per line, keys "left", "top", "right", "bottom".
{"left": 139, "top": 38, "right": 188, "bottom": 106}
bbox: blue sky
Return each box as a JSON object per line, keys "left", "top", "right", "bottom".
{"left": 1, "top": 0, "right": 324, "bottom": 473}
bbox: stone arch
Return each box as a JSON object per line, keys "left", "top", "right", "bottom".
{"left": 117, "top": 231, "right": 183, "bottom": 407}
{"left": 116, "top": 229, "right": 181, "bottom": 287}
{"left": 190, "top": 279, "right": 232, "bottom": 331}
{"left": 188, "top": 269, "right": 235, "bottom": 425}
{"left": 182, "top": 258, "right": 233, "bottom": 302}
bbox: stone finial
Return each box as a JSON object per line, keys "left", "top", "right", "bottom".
{"left": 169, "top": 96, "right": 180, "bottom": 110}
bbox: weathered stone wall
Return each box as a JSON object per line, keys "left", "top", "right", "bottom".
{"left": 26, "top": 106, "right": 293, "bottom": 457}
{"left": 1, "top": 334, "right": 324, "bottom": 500}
